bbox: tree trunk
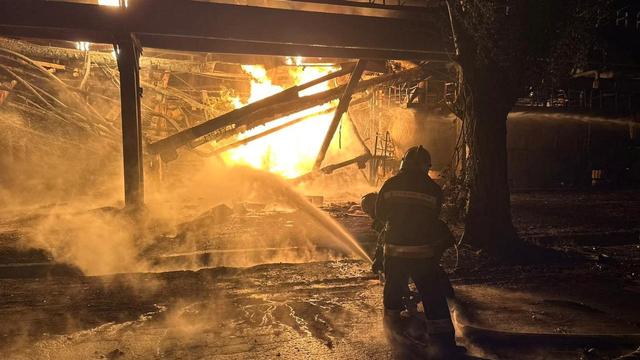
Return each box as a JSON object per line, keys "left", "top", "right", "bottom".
{"left": 443, "top": 0, "right": 524, "bottom": 255}
{"left": 460, "top": 72, "right": 521, "bottom": 254}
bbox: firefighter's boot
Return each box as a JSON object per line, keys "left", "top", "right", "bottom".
{"left": 425, "top": 319, "right": 466, "bottom": 359}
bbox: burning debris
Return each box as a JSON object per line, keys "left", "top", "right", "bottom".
{"left": 0, "top": 33, "right": 439, "bottom": 283}
{"left": 146, "top": 60, "right": 430, "bottom": 179}
{"left": 216, "top": 64, "right": 360, "bottom": 178}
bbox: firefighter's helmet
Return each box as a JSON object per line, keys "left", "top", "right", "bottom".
{"left": 400, "top": 145, "right": 431, "bottom": 173}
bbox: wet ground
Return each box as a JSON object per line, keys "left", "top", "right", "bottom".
{"left": 0, "top": 260, "right": 388, "bottom": 359}
{"left": 1, "top": 189, "right": 640, "bottom": 359}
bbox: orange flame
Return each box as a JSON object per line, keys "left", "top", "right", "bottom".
{"left": 216, "top": 65, "right": 342, "bottom": 178}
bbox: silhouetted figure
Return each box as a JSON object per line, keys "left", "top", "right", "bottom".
{"left": 375, "top": 145, "right": 462, "bottom": 358}
{"left": 362, "top": 192, "right": 420, "bottom": 315}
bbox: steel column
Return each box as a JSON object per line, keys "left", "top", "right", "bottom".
{"left": 116, "top": 34, "right": 144, "bottom": 208}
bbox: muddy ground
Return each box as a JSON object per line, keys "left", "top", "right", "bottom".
{"left": 0, "top": 189, "right": 639, "bottom": 359}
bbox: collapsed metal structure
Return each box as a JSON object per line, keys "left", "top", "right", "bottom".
{"left": 148, "top": 62, "right": 431, "bottom": 160}
{"left": 0, "top": 0, "right": 451, "bottom": 208}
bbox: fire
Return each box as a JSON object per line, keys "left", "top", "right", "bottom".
{"left": 98, "top": 0, "right": 124, "bottom": 6}
{"left": 216, "top": 64, "right": 344, "bottom": 178}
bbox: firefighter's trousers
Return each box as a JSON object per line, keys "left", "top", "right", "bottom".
{"left": 383, "top": 255, "right": 455, "bottom": 344}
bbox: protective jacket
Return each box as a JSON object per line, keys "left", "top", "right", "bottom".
{"left": 375, "top": 168, "right": 444, "bottom": 247}
{"left": 376, "top": 167, "right": 459, "bottom": 352}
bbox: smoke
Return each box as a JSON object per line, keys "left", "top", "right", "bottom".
{"left": 27, "top": 207, "right": 151, "bottom": 275}
{"left": 296, "top": 166, "right": 378, "bottom": 203}
{"left": 385, "top": 108, "right": 458, "bottom": 170}
{"left": 148, "top": 157, "right": 371, "bottom": 266}
{"left": 386, "top": 107, "right": 422, "bottom": 157}
{"left": 0, "top": 110, "right": 123, "bottom": 209}
{"left": 0, "top": 109, "right": 134, "bottom": 275}
{"left": 5, "top": 140, "right": 368, "bottom": 275}
{"left": 1, "top": 66, "right": 371, "bottom": 276}
{"left": 0, "top": 51, "right": 376, "bottom": 357}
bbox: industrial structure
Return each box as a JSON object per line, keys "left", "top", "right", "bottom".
{"left": 2, "top": 2, "right": 640, "bottom": 359}
{"left": 0, "top": 0, "right": 455, "bottom": 209}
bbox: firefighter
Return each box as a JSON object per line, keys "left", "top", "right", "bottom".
{"left": 375, "top": 145, "right": 462, "bottom": 357}
{"left": 362, "top": 192, "right": 420, "bottom": 315}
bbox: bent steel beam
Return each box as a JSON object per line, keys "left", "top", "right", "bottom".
{"left": 313, "top": 59, "right": 367, "bottom": 170}
{"left": 148, "top": 63, "right": 357, "bottom": 159}
{"left": 149, "top": 65, "right": 428, "bottom": 160}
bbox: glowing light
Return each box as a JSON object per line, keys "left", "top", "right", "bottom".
{"left": 284, "top": 56, "right": 304, "bottom": 66}
{"left": 215, "top": 65, "right": 343, "bottom": 178}
{"left": 75, "top": 41, "right": 90, "bottom": 51}
{"left": 98, "top": 0, "right": 127, "bottom": 6}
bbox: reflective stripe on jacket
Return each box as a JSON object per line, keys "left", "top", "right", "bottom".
{"left": 375, "top": 169, "right": 443, "bottom": 246}
{"left": 384, "top": 243, "right": 435, "bottom": 258}
{"left": 382, "top": 190, "right": 439, "bottom": 209}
